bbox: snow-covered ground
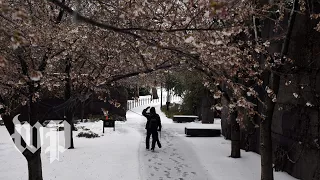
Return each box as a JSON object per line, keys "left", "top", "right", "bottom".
{"left": 0, "top": 89, "right": 297, "bottom": 180}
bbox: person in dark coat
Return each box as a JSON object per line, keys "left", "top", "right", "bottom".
{"left": 142, "top": 106, "right": 162, "bottom": 151}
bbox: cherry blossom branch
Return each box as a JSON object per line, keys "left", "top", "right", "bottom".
{"left": 47, "top": 0, "right": 241, "bottom": 73}
{"left": 280, "top": 0, "right": 298, "bottom": 61}
{"left": 156, "top": 59, "right": 170, "bottom": 68}
{"left": 38, "top": 48, "right": 51, "bottom": 72}
{"left": 0, "top": 13, "right": 17, "bottom": 25}
{"left": 55, "top": 0, "right": 66, "bottom": 23}
{"left": 16, "top": 49, "right": 28, "bottom": 76}
{"left": 253, "top": 16, "right": 259, "bottom": 42}
{"left": 47, "top": 0, "right": 143, "bottom": 39}
{"left": 47, "top": 0, "right": 239, "bottom": 33}
{"left": 107, "top": 63, "right": 180, "bottom": 83}
{"left": 128, "top": 26, "right": 239, "bottom": 32}
{"left": 192, "top": 65, "right": 231, "bottom": 102}
{"left": 128, "top": 43, "right": 150, "bottom": 71}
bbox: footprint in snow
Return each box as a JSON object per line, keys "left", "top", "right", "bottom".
{"left": 175, "top": 167, "right": 182, "bottom": 173}
{"left": 182, "top": 172, "right": 188, "bottom": 177}
{"left": 164, "top": 170, "right": 171, "bottom": 178}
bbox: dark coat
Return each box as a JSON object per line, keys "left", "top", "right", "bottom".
{"left": 142, "top": 108, "right": 162, "bottom": 131}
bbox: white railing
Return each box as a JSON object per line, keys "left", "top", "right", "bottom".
{"left": 126, "top": 95, "right": 181, "bottom": 110}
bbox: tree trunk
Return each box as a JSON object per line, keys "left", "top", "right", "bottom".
{"left": 152, "top": 87, "right": 159, "bottom": 99}
{"left": 230, "top": 111, "right": 241, "bottom": 158}
{"left": 3, "top": 48, "right": 45, "bottom": 180}
{"left": 259, "top": 67, "right": 276, "bottom": 180}
{"left": 259, "top": 0, "right": 298, "bottom": 179}
{"left": 220, "top": 96, "right": 231, "bottom": 139}
{"left": 201, "top": 91, "right": 215, "bottom": 124}
{"left": 2, "top": 103, "right": 44, "bottom": 180}
{"left": 166, "top": 102, "right": 170, "bottom": 111}
{"left": 3, "top": 114, "right": 43, "bottom": 180}
{"left": 65, "top": 59, "right": 74, "bottom": 149}
{"left": 27, "top": 149, "right": 43, "bottom": 180}
{"left": 254, "top": 0, "right": 275, "bottom": 177}
{"left": 80, "top": 101, "right": 85, "bottom": 122}
{"left": 160, "top": 83, "right": 163, "bottom": 107}
{"left": 27, "top": 84, "right": 44, "bottom": 180}
{"left": 65, "top": 110, "right": 74, "bottom": 149}
{"left": 135, "top": 84, "right": 139, "bottom": 98}
{"left": 166, "top": 88, "right": 171, "bottom": 110}
{"left": 260, "top": 98, "right": 274, "bottom": 180}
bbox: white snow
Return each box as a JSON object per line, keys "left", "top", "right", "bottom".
{"left": 0, "top": 88, "right": 297, "bottom": 180}
{"left": 183, "top": 129, "right": 295, "bottom": 180}
{"left": 184, "top": 119, "right": 221, "bottom": 129}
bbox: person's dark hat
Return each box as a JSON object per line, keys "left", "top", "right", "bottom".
{"left": 150, "top": 107, "right": 156, "bottom": 114}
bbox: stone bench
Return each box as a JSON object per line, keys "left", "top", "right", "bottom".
{"left": 185, "top": 127, "right": 221, "bottom": 137}
{"left": 173, "top": 115, "right": 198, "bottom": 123}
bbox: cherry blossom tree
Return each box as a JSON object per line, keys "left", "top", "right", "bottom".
{"left": 2, "top": 0, "right": 320, "bottom": 180}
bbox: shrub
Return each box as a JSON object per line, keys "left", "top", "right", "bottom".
{"left": 160, "top": 103, "right": 192, "bottom": 119}
{"left": 77, "top": 131, "right": 100, "bottom": 138}
{"left": 139, "top": 87, "right": 151, "bottom": 96}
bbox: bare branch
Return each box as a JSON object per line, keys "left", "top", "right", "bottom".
{"left": 47, "top": 0, "right": 143, "bottom": 39}
{"left": 38, "top": 48, "right": 51, "bottom": 71}
{"left": 107, "top": 63, "right": 180, "bottom": 83}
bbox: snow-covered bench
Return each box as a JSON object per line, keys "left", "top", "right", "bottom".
{"left": 185, "top": 124, "right": 221, "bottom": 137}
{"left": 173, "top": 115, "right": 198, "bottom": 123}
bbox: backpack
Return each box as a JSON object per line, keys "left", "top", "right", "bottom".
{"left": 148, "top": 116, "right": 158, "bottom": 130}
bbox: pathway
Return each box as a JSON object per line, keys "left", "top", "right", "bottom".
{"left": 127, "top": 104, "right": 212, "bottom": 180}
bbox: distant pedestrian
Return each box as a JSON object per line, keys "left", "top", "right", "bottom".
{"left": 142, "top": 106, "right": 162, "bottom": 151}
